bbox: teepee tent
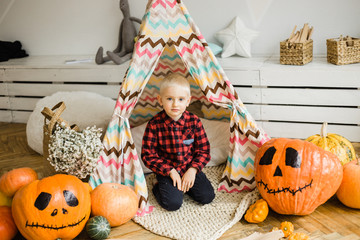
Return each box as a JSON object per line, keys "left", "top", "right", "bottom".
{"left": 89, "top": 0, "right": 269, "bottom": 215}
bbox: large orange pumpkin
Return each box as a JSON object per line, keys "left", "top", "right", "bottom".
{"left": 91, "top": 183, "right": 138, "bottom": 227}
{"left": 0, "top": 206, "right": 18, "bottom": 240}
{"left": 11, "top": 174, "right": 91, "bottom": 240}
{"left": 254, "top": 138, "right": 343, "bottom": 215}
{"left": 0, "top": 167, "right": 38, "bottom": 197}
{"left": 336, "top": 158, "right": 360, "bottom": 209}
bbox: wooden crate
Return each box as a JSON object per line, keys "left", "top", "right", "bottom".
{"left": 327, "top": 37, "right": 360, "bottom": 65}
{"left": 280, "top": 39, "right": 313, "bottom": 65}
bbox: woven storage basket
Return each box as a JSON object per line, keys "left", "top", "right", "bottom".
{"left": 327, "top": 37, "right": 360, "bottom": 65}
{"left": 280, "top": 39, "right": 313, "bottom": 65}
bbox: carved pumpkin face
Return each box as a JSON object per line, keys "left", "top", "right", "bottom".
{"left": 11, "top": 174, "right": 91, "bottom": 240}
{"left": 254, "top": 138, "right": 343, "bottom": 215}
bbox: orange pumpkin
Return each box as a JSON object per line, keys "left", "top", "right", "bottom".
{"left": 85, "top": 182, "right": 93, "bottom": 193}
{"left": 336, "top": 158, "right": 360, "bottom": 209}
{"left": 91, "top": 183, "right": 138, "bottom": 227}
{"left": 0, "top": 167, "right": 38, "bottom": 197}
{"left": 255, "top": 138, "right": 343, "bottom": 215}
{"left": 244, "top": 199, "right": 269, "bottom": 223}
{"left": 280, "top": 221, "right": 294, "bottom": 237}
{"left": 289, "top": 232, "right": 310, "bottom": 240}
{"left": 11, "top": 174, "right": 91, "bottom": 240}
{"left": 0, "top": 206, "right": 18, "bottom": 240}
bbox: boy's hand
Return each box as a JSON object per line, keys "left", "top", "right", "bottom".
{"left": 169, "top": 169, "right": 182, "bottom": 191}
{"left": 181, "top": 167, "right": 197, "bottom": 193}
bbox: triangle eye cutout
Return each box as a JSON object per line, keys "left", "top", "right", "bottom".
{"left": 286, "top": 147, "right": 302, "bottom": 168}
{"left": 259, "top": 147, "right": 276, "bottom": 165}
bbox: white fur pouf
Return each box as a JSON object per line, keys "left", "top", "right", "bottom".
{"left": 26, "top": 91, "right": 116, "bottom": 155}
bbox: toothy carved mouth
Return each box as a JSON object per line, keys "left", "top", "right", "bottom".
{"left": 25, "top": 215, "right": 86, "bottom": 230}
{"left": 257, "top": 179, "right": 313, "bottom": 196}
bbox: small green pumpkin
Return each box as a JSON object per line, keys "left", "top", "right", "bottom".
{"left": 86, "top": 216, "right": 111, "bottom": 240}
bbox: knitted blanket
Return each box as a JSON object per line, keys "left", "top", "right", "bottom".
{"left": 133, "top": 165, "right": 260, "bottom": 240}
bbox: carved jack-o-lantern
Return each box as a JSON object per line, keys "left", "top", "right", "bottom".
{"left": 11, "top": 174, "right": 91, "bottom": 240}
{"left": 254, "top": 138, "right": 343, "bottom": 215}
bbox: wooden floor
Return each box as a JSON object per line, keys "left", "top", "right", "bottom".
{"left": 1, "top": 122, "right": 360, "bottom": 240}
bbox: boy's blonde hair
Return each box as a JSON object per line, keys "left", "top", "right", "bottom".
{"left": 159, "top": 73, "right": 191, "bottom": 96}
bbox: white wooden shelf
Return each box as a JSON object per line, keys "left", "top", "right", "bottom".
{"left": 1, "top": 55, "right": 359, "bottom": 141}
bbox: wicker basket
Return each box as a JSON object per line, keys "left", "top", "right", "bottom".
{"left": 327, "top": 37, "right": 360, "bottom": 65}
{"left": 280, "top": 39, "right": 313, "bottom": 65}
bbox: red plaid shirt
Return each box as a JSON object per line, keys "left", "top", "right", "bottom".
{"left": 141, "top": 110, "right": 210, "bottom": 176}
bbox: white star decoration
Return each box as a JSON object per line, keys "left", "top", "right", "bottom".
{"left": 215, "top": 17, "right": 259, "bottom": 58}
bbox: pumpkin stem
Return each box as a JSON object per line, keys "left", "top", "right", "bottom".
{"left": 320, "top": 122, "right": 328, "bottom": 138}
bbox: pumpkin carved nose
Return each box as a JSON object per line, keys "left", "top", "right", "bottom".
{"left": 273, "top": 166, "right": 283, "bottom": 177}
{"left": 51, "top": 209, "right": 58, "bottom": 216}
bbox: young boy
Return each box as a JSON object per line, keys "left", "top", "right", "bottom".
{"left": 141, "top": 73, "right": 215, "bottom": 211}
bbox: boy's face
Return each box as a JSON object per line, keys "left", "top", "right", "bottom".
{"left": 158, "top": 86, "right": 191, "bottom": 121}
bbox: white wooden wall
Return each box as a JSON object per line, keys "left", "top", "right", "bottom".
{"left": 1, "top": 56, "right": 359, "bottom": 141}
{"left": 223, "top": 57, "right": 360, "bottom": 142}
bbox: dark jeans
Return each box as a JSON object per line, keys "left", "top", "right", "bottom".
{"left": 152, "top": 171, "right": 215, "bottom": 211}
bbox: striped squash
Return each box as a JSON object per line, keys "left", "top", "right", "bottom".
{"left": 86, "top": 216, "right": 111, "bottom": 240}
{"left": 306, "top": 122, "right": 356, "bottom": 165}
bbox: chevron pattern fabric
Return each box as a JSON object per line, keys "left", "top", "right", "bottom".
{"left": 90, "top": 0, "right": 270, "bottom": 216}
